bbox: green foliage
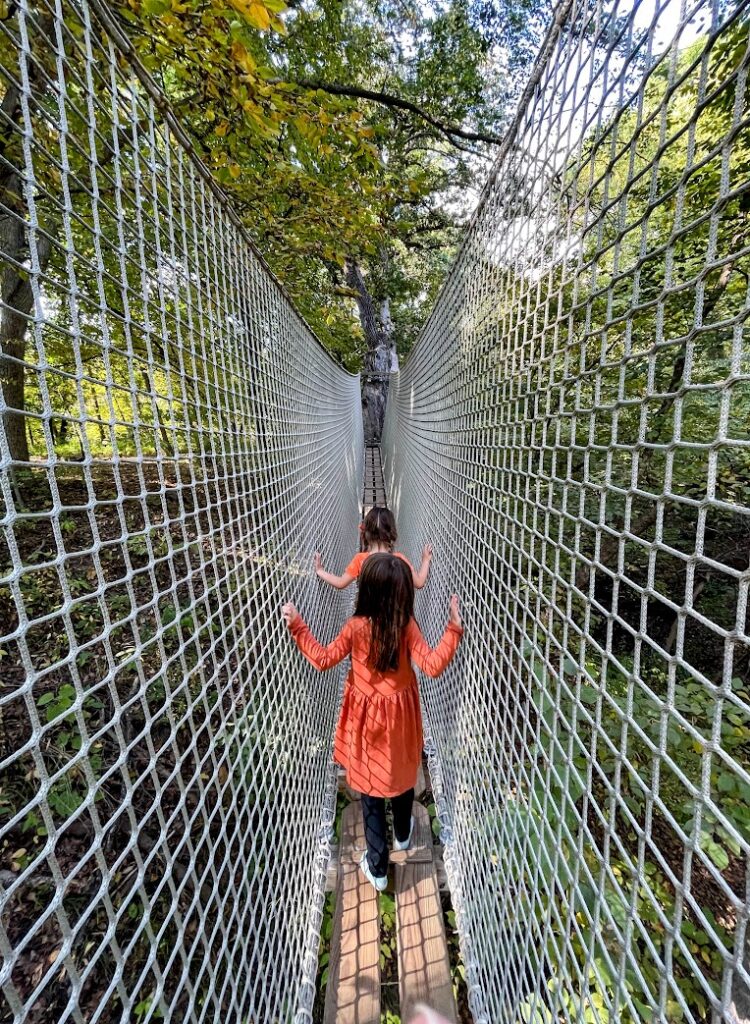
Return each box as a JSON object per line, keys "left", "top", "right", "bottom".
{"left": 317, "top": 891, "right": 335, "bottom": 989}
{"left": 379, "top": 890, "right": 397, "bottom": 970}
{"left": 513, "top": 627, "right": 746, "bottom": 1022}
{"left": 134, "top": 996, "right": 165, "bottom": 1022}
{"left": 482, "top": 22, "right": 750, "bottom": 1022}
{"left": 113, "top": 0, "right": 546, "bottom": 363}
{"left": 0, "top": 0, "right": 546, "bottom": 463}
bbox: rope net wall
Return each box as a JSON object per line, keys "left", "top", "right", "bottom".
{"left": 383, "top": 0, "right": 750, "bottom": 1021}
{"left": 0, "top": 3, "right": 362, "bottom": 1021}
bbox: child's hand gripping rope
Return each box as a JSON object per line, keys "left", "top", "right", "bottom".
{"left": 281, "top": 602, "right": 299, "bottom": 627}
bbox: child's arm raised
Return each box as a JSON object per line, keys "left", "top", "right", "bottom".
{"left": 283, "top": 603, "right": 354, "bottom": 670}
{"left": 407, "top": 595, "right": 463, "bottom": 677}
{"left": 413, "top": 543, "right": 433, "bottom": 589}
{"left": 314, "top": 552, "right": 356, "bottom": 590}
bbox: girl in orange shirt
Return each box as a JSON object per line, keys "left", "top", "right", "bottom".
{"left": 313, "top": 505, "right": 433, "bottom": 590}
{"left": 282, "top": 553, "right": 462, "bottom": 890}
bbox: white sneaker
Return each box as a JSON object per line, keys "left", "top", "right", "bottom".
{"left": 393, "top": 816, "right": 414, "bottom": 852}
{"left": 359, "top": 851, "right": 387, "bottom": 891}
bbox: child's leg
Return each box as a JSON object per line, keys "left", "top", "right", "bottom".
{"left": 361, "top": 793, "right": 389, "bottom": 876}
{"left": 391, "top": 787, "right": 415, "bottom": 843}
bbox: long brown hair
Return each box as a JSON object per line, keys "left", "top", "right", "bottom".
{"left": 354, "top": 553, "right": 414, "bottom": 672}
{"left": 361, "top": 506, "right": 397, "bottom": 553}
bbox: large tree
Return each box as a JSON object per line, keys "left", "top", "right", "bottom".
{"left": 117, "top": 0, "right": 548, "bottom": 436}
{"left": 0, "top": 0, "right": 546, "bottom": 461}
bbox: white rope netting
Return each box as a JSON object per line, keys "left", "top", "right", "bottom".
{"left": 0, "top": 3, "right": 362, "bottom": 1021}
{"left": 383, "top": 0, "right": 750, "bottom": 1021}
{"left": 4, "top": 0, "right": 750, "bottom": 1021}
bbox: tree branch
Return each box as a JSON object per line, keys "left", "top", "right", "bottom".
{"left": 403, "top": 218, "right": 453, "bottom": 237}
{"left": 279, "top": 78, "right": 504, "bottom": 148}
{"left": 652, "top": 226, "right": 747, "bottom": 422}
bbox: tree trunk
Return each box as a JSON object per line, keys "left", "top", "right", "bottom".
{"left": 0, "top": 24, "right": 55, "bottom": 464}
{"left": 0, "top": 187, "right": 54, "bottom": 464}
{"left": 345, "top": 258, "right": 395, "bottom": 443}
{"left": 0, "top": 182, "right": 33, "bottom": 464}
{"left": 0, "top": 324, "right": 30, "bottom": 463}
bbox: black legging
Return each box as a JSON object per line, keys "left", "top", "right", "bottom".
{"left": 361, "top": 788, "right": 414, "bottom": 877}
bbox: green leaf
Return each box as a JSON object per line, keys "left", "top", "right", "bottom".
{"left": 704, "top": 839, "right": 729, "bottom": 870}
{"left": 717, "top": 771, "right": 735, "bottom": 792}
{"left": 161, "top": 604, "right": 177, "bottom": 625}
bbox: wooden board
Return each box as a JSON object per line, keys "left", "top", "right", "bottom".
{"left": 394, "top": 803, "right": 457, "bottom": 1023}
{"left": 325, "top": 839, "right": 446, "bottom": 885}
{"left": 323, "top": 802, "right": 381, "bottom": 1024}
{"left": 362, "top": 446, "right": 387, "bottom": 510}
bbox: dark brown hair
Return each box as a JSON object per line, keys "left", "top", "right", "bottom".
{"left": 361, "top": 506, "right": 397, "bottom": 552}
{"left": 354, "top": 553, "right": 414, "bottom": 673}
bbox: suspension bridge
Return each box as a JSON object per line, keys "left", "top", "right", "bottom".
{"left": 1, "top": 0, "right": 749, "bottom": 1023}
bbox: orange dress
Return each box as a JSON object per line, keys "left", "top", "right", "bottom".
{"left": 288, "top": 615, "right": 463, "bottom": 797}
{"left": 344, "top": 550, "right": 414, "bottom": 579}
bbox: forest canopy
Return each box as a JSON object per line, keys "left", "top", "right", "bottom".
{"left": 114, "top": 0, "right": 550, "bottom": 366}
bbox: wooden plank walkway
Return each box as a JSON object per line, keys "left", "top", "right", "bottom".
{"left": 395, "top": 804, "right": 457, "bottom": 1022}
{"left": 325, "top": 448, "right": 456, "bottom": 1021}
{"left": 324, "top": 803, "right": 381, "bottom": 1024}
{"left": 324, "top": 798, "right": 457, "bottom": 1023}
{"left": 362, "top": 445, "right": 387, "bottom": 512}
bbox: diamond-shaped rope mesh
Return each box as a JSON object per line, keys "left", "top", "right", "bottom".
{"left": 383, "top": 1, "right": 750, "bottom": 1022}
{"left": 0, "top": 3, "right": 362, "bottom": 1021}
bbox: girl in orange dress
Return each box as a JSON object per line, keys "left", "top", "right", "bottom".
{"left": 282, "top": 553, "right": 462, "bottom": 890}
{"left": 313, "top": 505, "right": 433, "bottom": 590}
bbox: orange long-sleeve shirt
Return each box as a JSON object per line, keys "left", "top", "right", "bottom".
{"left": 344, "top": 550, "right": 414, "bottom": 579}
{"left": 288, "top": 614, "right": 462, "bottom": 797}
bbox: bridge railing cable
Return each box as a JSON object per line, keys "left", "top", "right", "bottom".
{"left": 0, "top": 3, "right": 363, "bottom": 1021}
{"left": 383, "top": 0, "right": 750, "bottom": 1021}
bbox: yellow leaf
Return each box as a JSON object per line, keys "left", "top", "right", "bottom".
{"left": 229, "top": 163, "right": 241, "bottom": 178}
{"left": 215, "top": 122, "right": 229, "bottom": 137}
{"left": 250, "top": 2, "right": 272, "bottom": 29}
{"left": 228, "top": 0, "right": 272, "bottom": 29}
{"left": 231, "top": 40, "right": 257, "bottom": 74}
